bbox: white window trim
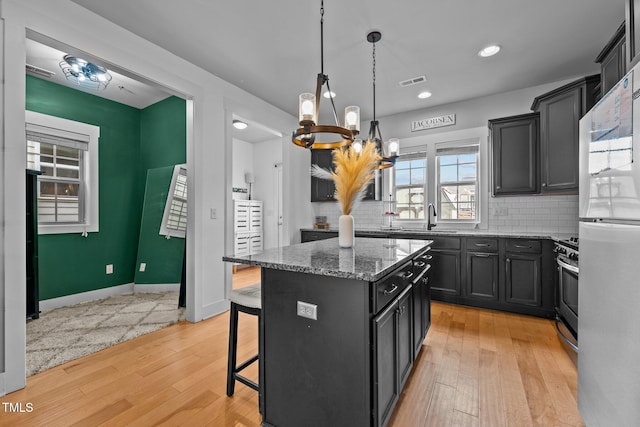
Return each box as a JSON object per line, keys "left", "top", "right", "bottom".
{"left": 26, "top": 110, "right": 100, "bottom": 235}
{"left": 435, "top": 142, "right": 481, "bottom": 225}
{"left": 160, "top": 164, "right": 187, "bottom": 238}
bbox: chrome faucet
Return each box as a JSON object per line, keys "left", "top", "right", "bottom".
{"left": 427, "top": 203, "right": 437, "bottom": 230}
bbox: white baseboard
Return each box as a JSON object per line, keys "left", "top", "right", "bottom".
{"left": 201, "top": 298, "right": 230, "bottom": 321}
{"left": 39, "top": 283, "right": 134, "bottom": 312}
{"left": 133, "top": 283, "right": 180, "bottom": 293}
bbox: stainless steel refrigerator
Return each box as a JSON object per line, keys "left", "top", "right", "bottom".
{"left": 578, "top": 65, "right": 640, "bottom": 426}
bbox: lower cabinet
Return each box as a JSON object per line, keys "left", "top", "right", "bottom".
{"left": 504, "top": 250, "right": 542, "bottom": 308}
{"left": 373, "top": 286, "right": 413, "bottom": 427}
{"left": 429, "top": 237, "right": 462, "bottom": 299}
{"left": 465, "top": 252, "right": 499, "bottom": 301}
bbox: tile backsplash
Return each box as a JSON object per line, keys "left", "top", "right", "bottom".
{"left": 311, "top": 194, "right": 578, "bottom": 235}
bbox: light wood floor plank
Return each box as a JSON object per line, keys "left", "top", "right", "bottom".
{"left": 4, "top": 269, "right": 582, "bottom": 427}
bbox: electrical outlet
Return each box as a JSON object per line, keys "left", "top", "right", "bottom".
{"left": 297, "top": 301, "right": 318, "bottom": 320}
{"left": 493, "top": 207, "right": 509, "bottom": 216}
{"left": 106, "top": 264, "right": 114, "bottom": 274}
{"left": 210, "top": 208, "right": 217, "bottom": 219}
{"left": 139, "top": 262, "right": 146, "bottom": 272}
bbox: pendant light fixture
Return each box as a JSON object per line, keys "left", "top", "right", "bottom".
{"left": 292, "top": 0, "right": 360, "bottom": 149}
{"left": 353, "top": 31, "right": 399, "bottom": 169}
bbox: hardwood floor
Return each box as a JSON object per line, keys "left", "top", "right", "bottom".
{"left": 3, "top": 268, "right": 582, "bottom": 426}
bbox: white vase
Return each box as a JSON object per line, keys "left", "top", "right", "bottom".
{"left": 338, "top": 214, "right": 354, "bottom": 248}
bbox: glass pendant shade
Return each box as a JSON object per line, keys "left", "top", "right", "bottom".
{"left": 299, "top": 93, "right": 317, "bottom": 124}
{"left": 352, "top": 138, "right": 363, "bottom": 153}
{"left": 386, "top": 138, "right": 400, "bottom": 156}
{"left": 344, "top": 106, "right": 360, "bottom": 132}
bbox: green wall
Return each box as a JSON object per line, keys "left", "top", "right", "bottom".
{"left": 26, "top": 76, "right": 186, "bottom": 299}
{"left": 135, "top": 96, "right": 187, "bottom": 285}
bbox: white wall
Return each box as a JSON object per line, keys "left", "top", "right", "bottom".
{"left": 253, "top": 138, "right": 283, "bottom": 249}
{"left": 0, "top": 0, "right": 298, "bottom": 395}
{"left": 232, "top": 137, "right": 254, "bottom": 201}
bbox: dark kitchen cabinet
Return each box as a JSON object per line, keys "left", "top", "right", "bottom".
{"left": 301, "top": 229, "right": 338, "bottom": 242}
{"left": 596, "top": 22, "right": 626, "bottom": 97}
{"left": 310, "top": 149, "right": 336, "bottom": 202}
{"left": 412, "top": 254, "right": 431, "bottom": 358}
{"left": 428, "top": 237, "right": 461, "bottom": 300}
{"left": 626, "top": 0, "right": 640, "bottom": 69}
{"left": 531, "top": 75, "right": 600, "bottom": 194}
{"left": 465, "top": 238, "right": 499, "bottom": 302}
{"left": 504, "top": 253, "right": 541, "bottom": 307}
{"left": 373, "top": 285, "right": 413, "bottom": 427}
{"left": 489, "top": 113, "right": 539, "bottom": 196}
{"left": 310, "top": 149, "right": 376, "bottom": 202}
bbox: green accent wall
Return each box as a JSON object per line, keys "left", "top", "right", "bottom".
{"left": 134, "top": 167, "right": 185, "bottom": 284}
{"left": 26, "top": 76, "right": 186, "bottom": 299}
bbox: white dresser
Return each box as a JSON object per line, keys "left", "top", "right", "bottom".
{"left": 234, "top": 200, "right": 263, "bottom": 259}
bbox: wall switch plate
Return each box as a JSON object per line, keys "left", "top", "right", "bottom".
{"left": 297, "top": 301, "right": 318, "bottom": 320}
{"left": 210, "top": 208, "right": 217, "bottom": 219}
{"left": 139, "top": 262, "right": 146, "bottom": 272}
{"left": 106, "top": 264, "right": 114, "bottom": 274}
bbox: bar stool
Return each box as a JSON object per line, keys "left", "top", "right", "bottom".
{"left": 226, "top": 283, "right": 261, "bottom": 397}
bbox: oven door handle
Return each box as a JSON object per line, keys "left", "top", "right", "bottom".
{"left": 557, "top": 258, "right": 579, "bottom": 274}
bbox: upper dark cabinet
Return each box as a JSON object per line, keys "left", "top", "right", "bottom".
{"left": 310, "top": 149, "right": 377, "bottom": 202}
{"left": 489, "top": 113, "right": 539, "bottom": 196}
{"left": 596, "top": 22, "right": 626, "bottom": 97}
{"left": 531, "top": 75, "right": 600, "bottom": 194}
{"left": 626, "top": 0, "right": 640, "bottom": 69}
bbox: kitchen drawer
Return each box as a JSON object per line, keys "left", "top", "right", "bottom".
{"left": 374, "top": 261, "right": 413, "bottom": 314}
{"left": 300, "top": 230, "right": 338, "bottom": 242}
{"left": 466, "top": 238, "right": 498, "bottom": 252}
{"left": 430, "top": 237, "right": 461, "bottom": 250}
{"left": 505, "top": 239, "right": 541, "bottom": 253}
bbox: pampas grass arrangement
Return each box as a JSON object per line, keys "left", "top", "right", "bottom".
{"left": 311, "top": 142, "right": 381, "bottom": 215}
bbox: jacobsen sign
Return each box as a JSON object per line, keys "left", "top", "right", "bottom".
{"left": 411, "top": 114, "right": 456, "bottom": 132}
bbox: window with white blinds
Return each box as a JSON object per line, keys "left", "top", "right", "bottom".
{"left": 394, "top": 151, "right": 427, "bottom": 219}
{"left": 160, "top": 165, "right": 187, "bottom": 238}
{"left": 436, "top": 145, "right": 479, "bottom": 222}
{"left": 25, "top": 110, "right": 100, "bottom": 234}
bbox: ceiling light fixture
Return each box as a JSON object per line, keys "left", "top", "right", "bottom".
{"left": 292, "top": 0, "right": 360, "bottom": 149}
{"left": 478, "top": 44, "right": 501, "bottom": 57}
{"left": 353, "top": 31, "right": 398, "bottom": 169}
{"left": 233, "top": 119, "right": 248, "bottom": 130}
{"left": 59, "top": 55, "right": 112, "bottom": 90}
{"left": 323, "top": 90, "right": 336, "bottom": 99}
{"left": 418, "top": 91, "right": 432, "bottom": 99}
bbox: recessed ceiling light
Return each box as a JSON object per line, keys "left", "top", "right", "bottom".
{"left": 233, "top": 119, "right": 248, "bottom": 130}
{"left": 478, "top": 44, "right": 501, "bottom": 57}
{"left": 418, "top": 91, "right": 432, "bottom": 99}
{"left": 323, "top": 90, "right": 336, "bottom": 99}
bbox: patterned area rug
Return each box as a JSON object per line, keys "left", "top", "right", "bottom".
{"left": 26, "top": 291, "right": 185, "bottom": 377}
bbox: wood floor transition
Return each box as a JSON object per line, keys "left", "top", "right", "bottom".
{"left": 2, "top": 266, "right": 583, "bottom": 426}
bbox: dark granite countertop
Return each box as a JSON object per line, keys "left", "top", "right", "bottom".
{"left": 301, "top": 227, "right": 576, "bottom": 241}
{"left": 223, "top": 237, "right": 432, "bottom": 282}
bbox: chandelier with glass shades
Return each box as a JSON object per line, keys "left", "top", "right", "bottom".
{"left": 292, "top": 0, "right": 360, "bottom": 149}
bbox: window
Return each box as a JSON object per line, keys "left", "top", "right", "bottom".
{"left": 437, "top": 146, "right": 479, "bottom": 221}
{"left": 394, "top": 153, "right": 427, "bottom": 219}
{"left": 160, "top": 165, "right": 187, "bottom": 238}
{"left": 25, "top": 111, "right": 100, "bottom": 234}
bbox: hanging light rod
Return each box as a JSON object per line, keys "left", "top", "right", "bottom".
{"left": 355, "top": 30, "right": 399, "bottom": 169}
{"left": 292, "top": 0, "right": 360, "bottom": 149}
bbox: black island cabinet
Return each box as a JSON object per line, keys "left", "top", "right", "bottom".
{"left": 224, "top": 237, "right": 432, "bottom": 427}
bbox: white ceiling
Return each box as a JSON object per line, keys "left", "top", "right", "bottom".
{"left": 35, "top": 0, "right": 626, "bottom": 140}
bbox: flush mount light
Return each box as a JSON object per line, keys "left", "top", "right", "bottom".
{"left": 292, "top": 0, "right": 360, "bottom": 149}
{"left": 59, "top": 55, "right": 112, "bottom": 90}
{"left": 418, "top": 91, "right": 432, "bottom": 99}
{"left": 478, "top": 44, "right": 501, "bottom": 57}
{"left": 233, "top": 119, "right": 248, "bottom": 130}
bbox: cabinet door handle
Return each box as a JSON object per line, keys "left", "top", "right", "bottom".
{"left": 415, "top": 261, "right": 426, "bottom": 268}
{"left": 402, "top": 271, "right": 414, "bottom": 281}
{"left": 496, "top": 185, "right": 501, "bottom": 189}
{"left": 475, "top": 253, "right": 491, "bottom": 258}
{"left": 383, "top": 284, "right": 398, "bottom": 295}
{"left": 424, "top": 254, "right": 433, "bottom": 260}
{"left": 474, "top": 243, "right": 490, "bottom": 247}
{"left": 514, "top": 244, "right": 532, "bottom": 249}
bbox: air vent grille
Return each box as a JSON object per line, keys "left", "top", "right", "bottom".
{"left": 26, "top": 64, "right": 55, "bottom": 78}
{"left": 399, "top": 75, "right": 426, "bottom": 87}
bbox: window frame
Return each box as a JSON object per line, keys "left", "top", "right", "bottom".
{"left": 436, "top": 145, "right": 480, "bottom": 224}
{"left": 393, "top": 151, "right": 428, "bottom": 220}
{"left": 160, "top": 164, "right": 187, "bottom": 238}
{"left": 25, "top": 110, "right": 100, "bottom": 235}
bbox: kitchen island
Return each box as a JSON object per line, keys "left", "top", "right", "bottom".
{"left": 223, "top": 237, "right": 432, "bottom": 427}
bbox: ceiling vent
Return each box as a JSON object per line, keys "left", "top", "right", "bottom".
{"left": 399, "top": 75, "right": 426, "bottom": 87}
{"left": 26, "top": 64, "right": 55, "bottom": 78}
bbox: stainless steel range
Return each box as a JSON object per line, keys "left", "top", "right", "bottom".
{"left": 554, "top": 237, "right": 578, "bottom": 352}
